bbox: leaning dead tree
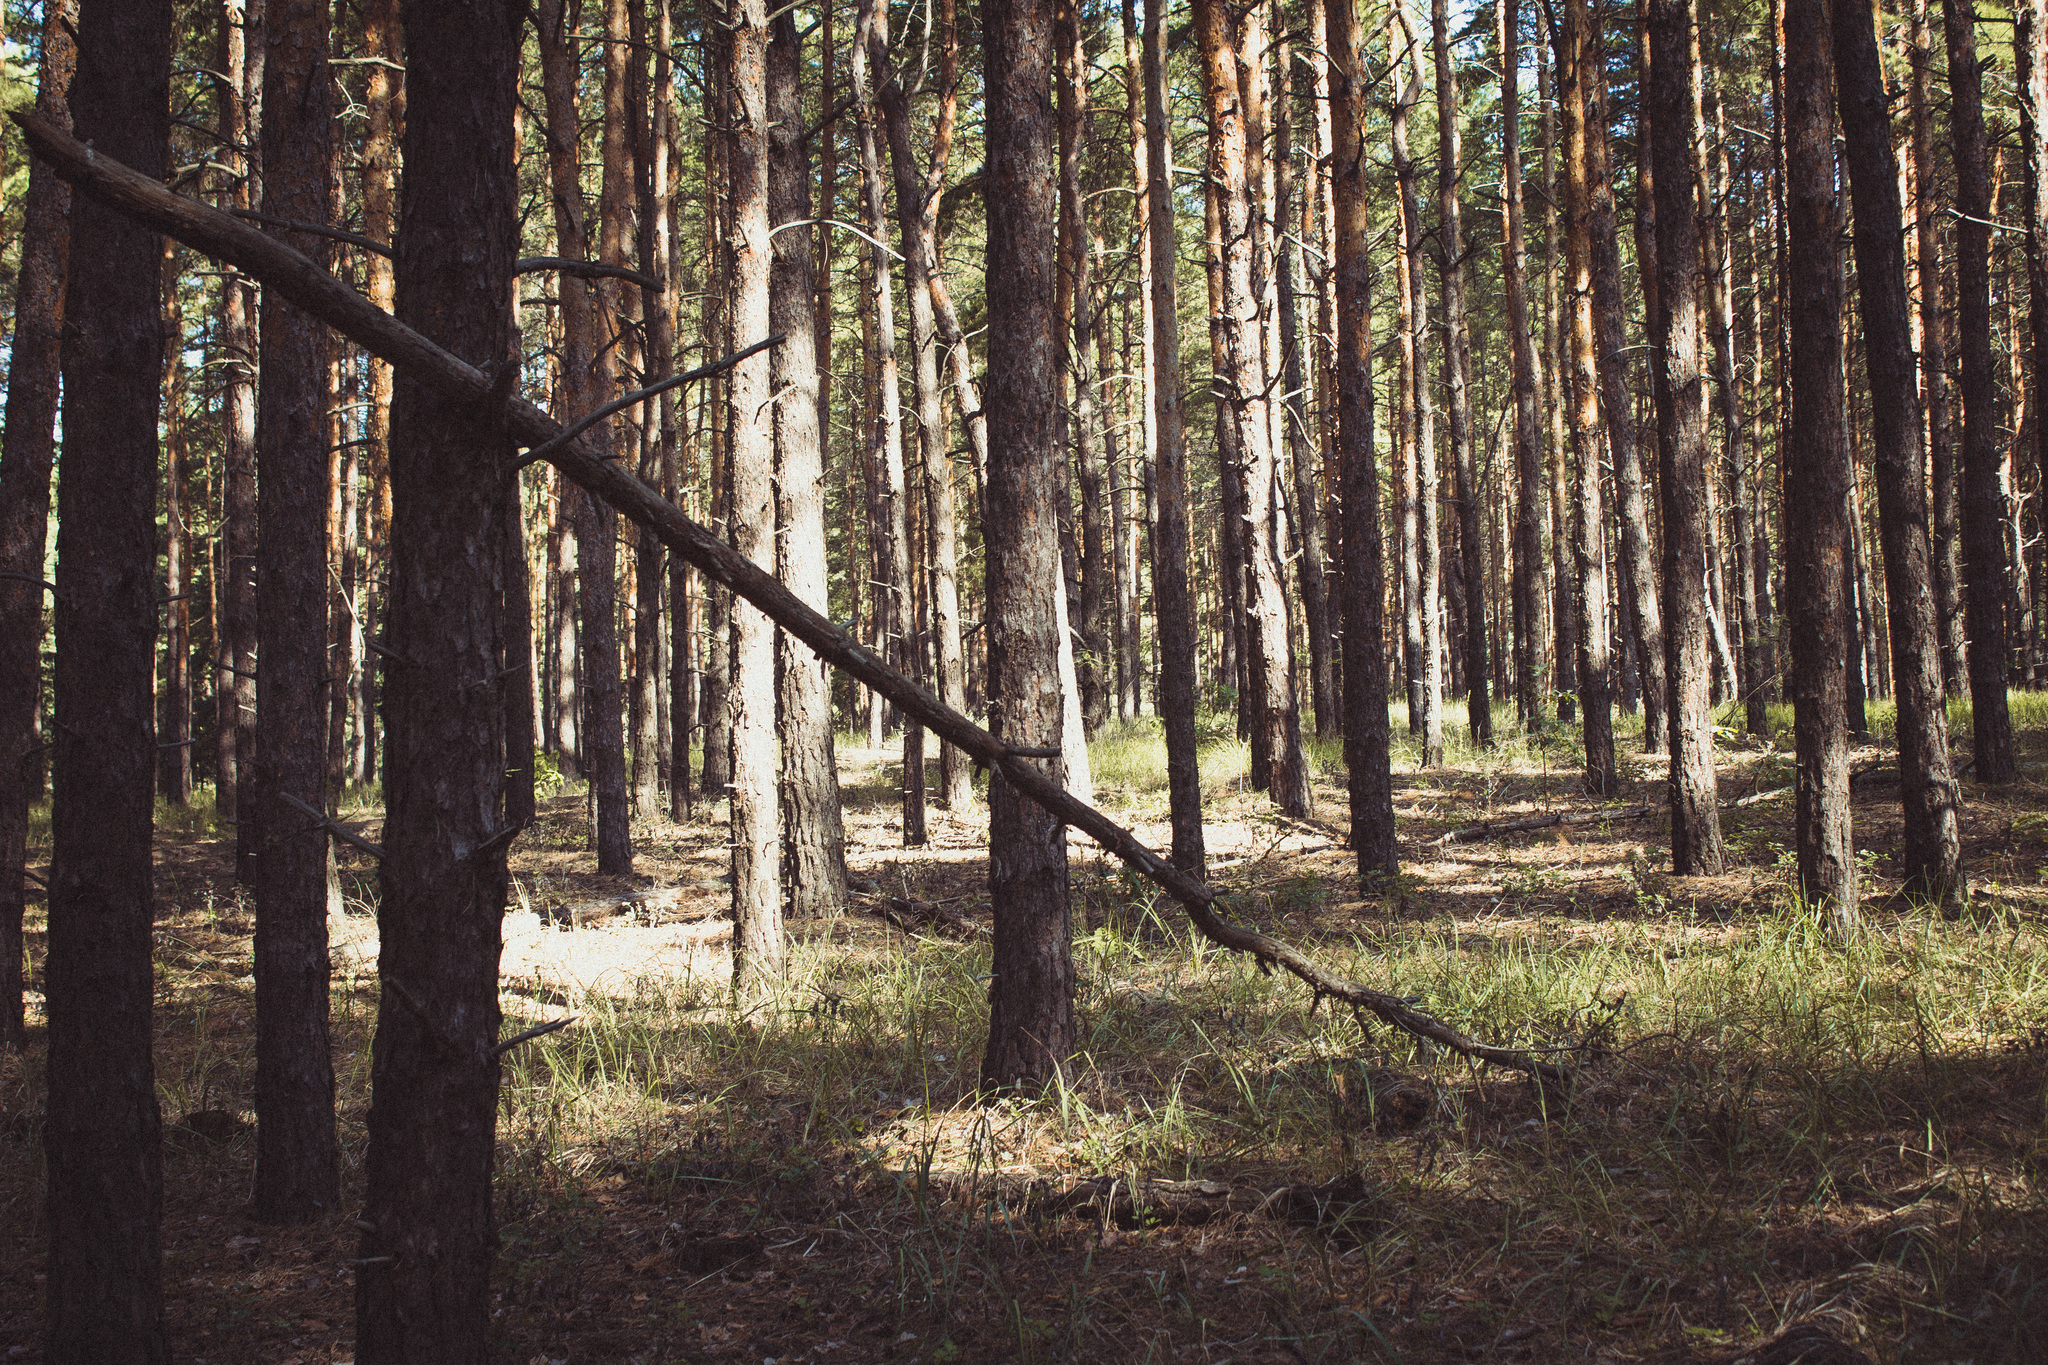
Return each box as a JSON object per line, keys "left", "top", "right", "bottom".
{"left": 15, "top": 109, "right": 1573, "bottom": 1089}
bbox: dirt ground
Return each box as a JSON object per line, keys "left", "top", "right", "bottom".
{"left": 1, "top": 725, "right": 2044, "bottom": 1365}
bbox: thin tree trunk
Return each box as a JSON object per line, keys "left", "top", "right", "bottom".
{"left": 728, "top": 0, "right": 782, "bottom": 988}
{"left": 1540, "top": 36, "right": 1579, "bottom": 727}
{"left": 1144, "top": 0, "right": 1207, "bottom": 873}
{"left": 1329, "top": 0, "right": 1396, "bottom": 880}
{"left": 1499, "top": 0, "right": 1546, "bottom": 733}
{"left": 359, "top": 0, "right": 399, "bottom": 785}
{"left": 1436, "top": 0, "right": 1490, "bottom": 747}
{"left": 980, "top": 0, "right": 1076, "bottom": 1089}
{"left": 771, "top": 7, "right": 851, "bottom": 916}
{"left": 161, "top": 248, "right": 194, "bottom": 807}
{"left": 1943, "top": 0, "right": 2015, "bottom": 781}
{"left": 625, "top": 0, "right": 664, "bottom": 825}
{"left": 1623, "top": 0, "right": 1670, "bottom": 754}
{"left": 1782, "top": 0, "right": 1857, "bottom": 934}
{"left": 1392, "top": 18, "right": 1428, "bottom": 744}
{"left": 1648, "top": 0, "right": 1725, "bottom": 873}
{"left": 0, "top": 0, "right": 74, "bottom": 1050}
{"left": 250, "top": 0, "right": 338, "bottom": 1225}
{"left": 222, "top": 0, "right": 261, "bottom": 884}
{"left": 2021, "top": 0, "right": 2048, "bottom": 652}
{"left": 44, "top": 0, "right": 170, "bottom": 1351}
{"left": 1911, "top": 0, "right": 1966, "bottom": 697}
{"left": 1121, "top": 0, "right": 1152, "bottom": 723}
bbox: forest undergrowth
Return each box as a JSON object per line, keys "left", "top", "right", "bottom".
{"left": 1, "top": 701, "right": 2045, "bottom": 1364}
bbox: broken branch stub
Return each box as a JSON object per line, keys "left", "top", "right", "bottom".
{"left": 12, "top": 109, "right": 1570, "bottom": 1088}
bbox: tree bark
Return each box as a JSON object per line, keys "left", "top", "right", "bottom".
{"left": 222, "top": 0, "right": 261, "bottom": 884}
{"left": 2021, "top": 0, "right": 2048, "bottom": 665}
{"left": 1329, "top": 0, "right": 1397, "bottom": 880}
{"left": 1144, "top": 0, "right": 1207, "bottom": 873}
{"left": 1391, "top": 14, "right": 1429, "bottom": 753}
{"left": 1647, "top": 0, "right": 1725, "bottom": 873}
{"left": 358, "top": 0, "right": 400, "bottom": 787}
{"left": 1943, "top": 0, "right": 2015, "bottom": 781}
{"left": 980, "top": 0, "right": 1077, "bottom": 1089}
{"left": 1623, "top": 0, "right": 1670, "bottom": 754}
{"left": 0, "top": 0, "right": 73, "bottom": 1050}
{"left": 161, "top": 248, "right": 194, "bottom": 807}
{"left": 1782, "top": 0, "right": 1857, "bottom": 934}
{"left": 1499, "top": 0, "right": 1546, "bottom": 733}
{"left": 771, "top": 8, "right": 850, "bottom": 918}
{"left": 1833, "top": 0, "right": 1964, "bottom": 909}
{"left": 1435, "top": 0, "right": 1490, "bottom": 747}
{"left": 43, "top": 0, "right": 170, "bottom": 1353}
{"left": 251, "top": 0, "right": 338, "bottom": 1225}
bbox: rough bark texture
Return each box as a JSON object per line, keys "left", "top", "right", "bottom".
{"left": 1943, "top": 0, "right": 2015, "bottom": 781}
{"left": 43, "top": 0, "right": 170, "bottom": 1355}
{"left": 728, "top": 0, "right": 783, "bottom": 988}
{"left": 251, "top": 0, "right": 339, "bottom": 1225}
{"left": 1196, "top": 0, "right": 1309, "bottom": 817}
{"left": 1499, "top": 0, "right": 1546, "bottom": 732}
{"left": 771, "top": 9, "right": 850, "bottom": 920}
{"left": 1144, "top": 0, "right": 1206, "bottom": 874}
{"left": 1834, "top": 0, "right": 1964, "bottom": 908}
{"left": 1622, "top": 0, "right": 1670, "bottom": 754}
{"left": 351, "top": 0, "right": 519, "bottom": 1356}
{"left": 222, "top": 0, "right": 261, "bottom": 883}
{"left": 1329, "top": 0, "right": 1396, "bottom": 881}
{"left": 1391, "top": 17, "right": 1438, "bottom": 763}
{"left": 980, "top": 0, "right": 1077, "bottom": 1089}
{"left": 1060, "top": 0, "right": 1112, "bottom": 738}
{"left": 0, "top": 0, "right": 73, "bottom": 1050}
{"left": 2024, "top": 0, "right": 2048, "bottom": 651}
{"left": 1434, "top": 0, "right": 1490, "bottom": 747}
{"left": 1783, "top": 0, "right": 1857, "bottom": 933}
{"left": 1647, "top": 0, "right": 1724, "bottom": 873}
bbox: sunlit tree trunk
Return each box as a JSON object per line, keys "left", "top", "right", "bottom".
{"left": 1498, "top": 0, "right": 1546, "bottom": 732}
{"left": 221, "top": 0, "right": 261, "bottom": 885}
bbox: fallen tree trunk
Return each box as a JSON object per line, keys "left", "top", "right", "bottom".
{"left": 14, "top": 111, "right": 1570, "bottom": 1088}
{"left": 1430, "top": 805, "right": 1655, "bottom": 846}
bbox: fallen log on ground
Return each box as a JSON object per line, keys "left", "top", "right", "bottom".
{"left": 14, "top": 111, "right": 1569, "bottom": 1088}
{"left": 864, "top": 895, "right": 985, "bottom": 939}
{"left": 1430, "top": 804, "right": 1656, "bottom": 846}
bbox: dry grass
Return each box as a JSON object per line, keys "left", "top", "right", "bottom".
{"left": 1, "top": 700, "right": 2046, "bottom": 1364}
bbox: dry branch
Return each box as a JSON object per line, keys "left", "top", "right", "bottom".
{"left": 14, "top": 110, "right": 1571, "bottom": 1088}
{"left": 1431, "top": 804, "right": 1656, "bottom": 845}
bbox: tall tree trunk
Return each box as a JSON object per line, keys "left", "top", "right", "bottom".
{"left": 771, "top": 8, "right": 851, "bottom": 917}
{"left": 251, "top": 0, "right": 338, "bottom": 1225}
{"left": 1556, "top": 0, "right": 1616, "bottom": 791}
{"left": 161, "top": 249, "right": 194, "bottom": 806}
{"left": 623, "top": 0, "right": 665, "bottom": 826}
{"left": 1499, "top": 0, "right": 1546, "bottom": 732}
{"left": 1121, "top": 0, "right": 1152, "bottom": 723}
{"left": 728, "top": 0, "right": 783, "bottom": 987}
{"left": 645, "top": 0, "right": 681, "bottom": 821}
{"left": 353, "top": 0, "right": 520, "bottom": 1352}
{"left": 1391, "top": 16, "right": 1429, "bottom": 748}
{"left": 1648, "top": 0, "right": 1725, "bottom": 873}
{"left": 2021, "top": 0, "right": 2048, "bottom": 633}
{"left": 1196, "top": 0, "right": 1309, "bottom": 816}
{"left": 1910, "top": 0, "right": 1966, "bottom": 697}
{"left": 1144, "top": 0, "right": 1207, "bottom": 873}
{"left": 1943, "top": 0, "right": 2015, "bottom": 781}
{"left": 980, "top": 0, "right": 1076, "bottom": 1089}
{"left": 1782, "top": 0, "right": 1857, "bottom": 934}
{"left": 1540, "top": 36, "right": 1579, "bottom": 727}
{"left": 1620, "top": 0, "right": 1669, "bottom": 754}
{"left": 1834, "top": 0, "right": 1963, "bottom": 909}
{"left": 1329, "top": 0, "right": 1396, "bottom": 880}
{"left": 44, "top": 0, "right": 170, "bottom": 1352}
{"left": 1435, "top": 0, "right": 1490, "bottom": 747}
{"left": 222, "top": 0, "right": 261, "bottom": 884}
{"left": 359, "top": 0, "right": 400, "bottom": 785}
{"left": 0, "top": 0, "right": 74, "bottom": 1050}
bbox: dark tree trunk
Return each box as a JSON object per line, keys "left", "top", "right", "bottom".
{"left": 222, "top": 0, "right": 261, "bottom": 884}
{"left": 1391, "top": 19, "right": 1434, "bottom": 758}
{"left": 251, "top": 0, "right": 338, "bottom": 1225}
{"left": 160, "top": 247, "right": 194, "bottom": 807}
{"left": 352, "top": 0, "right": 519, "bottom": 1356}
{"left": 1622, "top": 0, "right": 1670, "bottom": 754}
{"left": 0, "top": 0, "right": 73, "bottom": 1051}
{"left": 1782, "top": 0, "right": 1857, "bottom": 934}
{"left": 43, "top": 0, "right": 171, "bottom": 1355}
{"left": 1329, "top": 0, "right": 1396, "bottom": 881}
{"left": 503, "top": 493, "right": 537, "bottom": 831}
{"left": 729, "top": 0, "right": 783, "bottom": 986}
{"left": 980, "top": 0, "right": 1076, "bottom": 1089}
{"left": 1435, "top": 0, "right": 1490, "bottom": 747}
{"left": 1647, "top": 0, "right": 1724, "bottom": 873}
{"left": 1943, "top": 0, "right": 2015, "bottom": 781}
{"left": 2021, "top": 0, "right": 2048, "bottom": 657}
{"left": 771, "top": 8, "right": 850, "bottom": 918}
{"left": 1833, "top": 0, "right": 1964, "bottom": 909}
{"left": 1499, "top": 0, "right": 1546, "bottom": 734}
{"left": 1556, "top": 0, "right": 1616, "bottom": 792}
{"left": 1144, "top": 0, "right": 1206, "bottom": 873}
{"left": 360, "top": 0, "right": 399, "bottom": 788}
{"left": 634, "top": 0, "right": 676, "bottom": 829}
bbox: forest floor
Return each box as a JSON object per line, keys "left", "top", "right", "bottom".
{"left": 1, "top": 700, "right": 2046, "bottom": 1365}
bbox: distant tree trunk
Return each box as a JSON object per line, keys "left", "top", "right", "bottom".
{"left": 549, "top": 476, "right": 581, "bottom": 775}
{"left": 1943, "top": 0, "right": 2015, "bottom": 781}
{"left": 1196, "top": 0, "right": 1309, "bottom": 816}
{"left": 1621, "top": 0, "right": 1669, "bottom": 754}
{"left": 352, "top": 0, "right": 519, "bottom": 1353}
{"left": 1498, "top": 0, "right": 1546, "bottom": 733}
{"left": 728, "top": 0, "right": 783, "bottom": 988}
{"left": 503, "top": 488, "right": 536, "bottom": 831}
{"left": 1435, "top": 0, "right": 1490, "bottom": 747}
{"left": 222, "top": 0, "right": 261, "bottom": 884}
{"left": 0, "top": 0, "right": 74, "bottom": 1050}
{"left": 1539, "top": 39, "right": 1579, "bottom": 728}
{"left": 699, "top": 36, "right": 732, "bottom": 799}
{"left": 644, "top": 0, "right": 680, "bottom": 824}
{"left": 1329, "top": 0, "right": 1396, "bottom": 880}
{"left": 161, "top": 250, "right": 194, "bottom": 807}
{"left": 2021, "top": 0, "right": 2048, "bottom": 628}
{"left": 358, "top": 0, "right": 400, "bottom": 788}
{"left": 1144, "top": 0, "right": 1207, "bottom": 873}
{"left": 44, "top": 0, "right": 170, "bottom": 1353}
{"left": 1910, "top": 0, "right": 1966, "bottom": 698}
{"left": 1122, "top": 0, "right": 1152, "bottom": 726}
{"left": 624, "top": 0, "right": 664, "bottom": 826}
{"left": 1392, "top": 18, "right": 1428, "bottom": 744}
{"left": 1647, "top": 0, "right": 1725, "bottom": 873}
{"left": 1834, "top": 0, "right": 1964, "bottom": 909}
{"left": 251, "top": 0, "right": 339, "bottom": 1226}
{"left": 771, "top": 8, "right": 850, "bottom": 917}
{"left": 1556, "top": 0, "right": 1616, "bottom": 792}
{"left": 1782, "top": 0, "right": 1856, "bottom": 934}
{"left": 980, "top": 0, "right": 1077, "bottom": 1089}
